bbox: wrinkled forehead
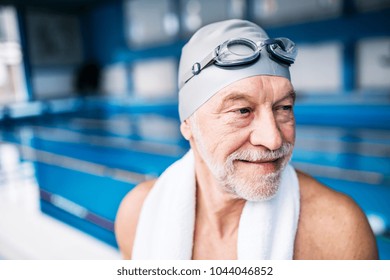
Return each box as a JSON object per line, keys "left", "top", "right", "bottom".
{"left": 200, "top": 75, "right": 295, "bottom": 110}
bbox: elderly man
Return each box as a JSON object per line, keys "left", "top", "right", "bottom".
{"left": 115, "top": 19, "right": 378, "bottom": 260}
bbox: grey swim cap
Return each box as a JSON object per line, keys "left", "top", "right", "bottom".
{"left": 178, "top": 19, "right": 293, "bottom": 122}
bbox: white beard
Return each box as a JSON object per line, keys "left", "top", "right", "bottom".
{"left": 190, "top": 115, "right": 293, "bottom": 201}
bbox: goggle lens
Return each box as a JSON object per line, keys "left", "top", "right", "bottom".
{"left": 265, "top": 37, "right": 297, "bottom": 65}
{"left": 216, "top": 38, "right": 260, "bottom": 66}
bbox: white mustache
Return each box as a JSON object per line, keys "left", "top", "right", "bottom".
{"left": 228, "top": 142, "right": 293, "bottom": 162}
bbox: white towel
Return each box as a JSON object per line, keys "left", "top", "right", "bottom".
{"left": 132, "top": 149, "right": 300, "bottom": 260}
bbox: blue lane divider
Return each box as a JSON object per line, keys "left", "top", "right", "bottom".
{"left": 40, "top": 189, "right": 115, "bottom": 232}
{"left": 0, "top": 140, "right": 150, "bottom": 247}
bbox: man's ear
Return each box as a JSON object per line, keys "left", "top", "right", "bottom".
{"left": 180, "top": 119, "right": 193, "bottom": 140}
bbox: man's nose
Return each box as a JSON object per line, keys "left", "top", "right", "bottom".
{"left": 249, "top": 109, "right": 283, "bottom": 151}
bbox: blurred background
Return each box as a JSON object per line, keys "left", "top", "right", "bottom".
{"left": 0, "top": 0, "right": 389, "bottom": 259}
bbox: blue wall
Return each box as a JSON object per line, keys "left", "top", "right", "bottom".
{"left": 82, "top": 0, "right": 126, "bottom": 65}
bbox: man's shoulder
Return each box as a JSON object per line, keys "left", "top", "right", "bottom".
{"left": 297, "top": 170, "right": 355, "bottom": 212}
{"left": 124, "top": 180, "right": 156, "bottom": 202}
{"left": 294, "top": 170, "right": 378, "bottom": 259}
{"left": 114, "top": 179, "right": 156, "bottom": 259}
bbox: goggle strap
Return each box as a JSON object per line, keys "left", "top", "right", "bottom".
{"left": 181, "top": 49, "right": 218, "bottom": 87}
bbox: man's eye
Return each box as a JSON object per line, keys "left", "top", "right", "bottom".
{"left": 238, "top": 108, "right": 251, "bottom": 114}
{"left": 275, "top": 105, "right": 293, "bottom": 112}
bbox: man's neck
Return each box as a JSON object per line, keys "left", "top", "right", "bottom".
{"left": 195, "top": 168, "right": 246, "bottom": 238}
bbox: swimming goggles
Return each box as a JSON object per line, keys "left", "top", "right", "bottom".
{"left": 181, "top": 37, "right": 297, "bottom": 87}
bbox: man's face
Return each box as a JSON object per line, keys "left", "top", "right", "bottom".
{"left": 182, "top": 75, "right": 296, "bottom": 201}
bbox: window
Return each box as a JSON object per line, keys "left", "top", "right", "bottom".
{"left": 253, "top": 0, "right": 342, "bottom": 27}
{"left": 0, "top": 6, "right": 28, "bottom": 104}
{"left": 357, "top": 37, "right": 390, "bottom": 90}
{"left": 131, "top": 58, "right": 177, "bottom": 99}
{"left": 124, "top": 0, "right": 179, "bottom": 48}
{"left": 181, "top": 0, "right": 246, "bottom": 35}
{"left": 25, "top": 9, "right": 83, "bottom": 99}
{"left": 291, "top": 42, "right": 342, "bottom": 93}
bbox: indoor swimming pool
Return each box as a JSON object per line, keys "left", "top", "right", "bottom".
{"left": 1, "top": 106, "right": 389, "bottom": 259}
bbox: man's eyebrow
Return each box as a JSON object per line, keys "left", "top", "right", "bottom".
{"left": 275, "top": 90, "right": 296, "bottom": 104}
{"left": 217, "top": 92, "right": 254, "bottom": 110}
{"left": 217, "top": 90, "right": 296, "bottom": 110}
